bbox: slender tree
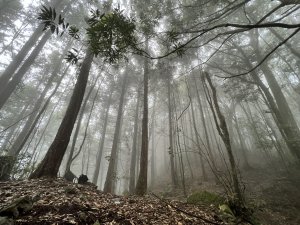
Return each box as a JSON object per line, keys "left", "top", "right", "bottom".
{"left": 7, "top": 41, "right": 72, "bottom": 157}
{"left": 135, "top": 40, "right": 150, "bottom": 195}
{"left": 104, "top": 72, "right": 129, "bottom": 193}
{"left": 202, "top": 72, "right": 243, "bottom": 205}
{"left": 92, "top": 87, "right": 114, "bottom": 185}
{"left": 166, "top": 73, "right": 179, "bottom": 186}
{"left": 29, "top": 49, "right": 94, "bottom": 178}
{"left": 64, "top": 77, "right": 99, "bottom": 177}
{"left": 0, "top": 0, "right": 64, "bottom": 89}
{"left": 129, "top": 87, "right": 141, "bottom": 194}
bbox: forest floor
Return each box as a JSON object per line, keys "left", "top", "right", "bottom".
{"left": 0, "top": 178, "right": 224, "bottom": 225}
{"left": 0, "top": 166, "right": 299, "bottom": 225}
{"left": 158, "top": 165, "right": 300, "bottom": 225}
{"left": 243, "top": 166, "right": 300, "bottom": 225}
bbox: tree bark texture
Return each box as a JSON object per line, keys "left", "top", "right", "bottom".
{"left": 29, "top": 49, "right": 94, "bottom": 178}
{"left": 92, "top": 88, "right": 113, "bottom": 185}
{"left": 104, "top": 72, "right": 128, "bottom": 193}
{"left": 129, "top": 88, "right": 141, "bottom": 194}
{"left": 203, "top": 72, "right": 243, "bottom": 203}
{"left": 135, "top": 51, "right": 150, "bottom": 196}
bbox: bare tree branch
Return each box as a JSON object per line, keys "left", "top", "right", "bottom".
{"left": 149, "top": 22, "right": 299, "bottom": 60}
{"left": 217, "top": 27, "right": 300, "bottom": 79}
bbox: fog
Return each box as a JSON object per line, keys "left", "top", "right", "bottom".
{"left": 0, "top": 0, "right": 299, "bottom": 224}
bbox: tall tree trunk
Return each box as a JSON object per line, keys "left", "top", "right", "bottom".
{"left": 104, "top": 72, "right": 128, "bottom": 193}
{"left": 111, "top": 116, "right": 124, "bottom": 194}
{"left": 0, "top": 104, "right": 31, "bottom": 152}
{"left": 0, "top": 0, "right": 63, "bottom": 88}
{"left": 129, "top": 88, "right": 141, "bottom": 194}
{"left": 259, "top": 62, "right": 300, "bottom": 161}
{"left": 166, "top": 74, "right": 178, "bottom": 187}
{"left": 253, "top": 31, "right": 300, "bottom": 160}
{"left": 234, "top": 41, "right": 300, "bottom": 162}
{"left": 255, "top": 103, "right": 290, "bottom": 167}
{"left": 150, "top": 92, "right": 157, "bottom": 188}
{"left": 240, "top": 102, "right": 272, "bottom": 163}
{"left": 135, "top": 120, "right": 142, "bottom": 181}
{"left": 135, "top": 43, "right": 150, "bottom": 195}
{"left": 27, "top": 89, "right": 66, "bottom": 169}
{"left": 203, "top": 72, "right": 243, "bottom": 204}
{"left": 193, "top": 74, "right": 212, "bottom": 152}
{"left": 7, "top": 41, "right": 71, "bottom": 157}
{"left": 0, "top": 26, "right": 44, "bottom": 88}
{"left": 78, "top": 85, "right": 100, "bottom": 175}
{"left": 173, "top": 89, "right": 187, "bottom": 197}
{"left": 29, "top": 49, "right": 94, "bottom": 178}
{"left": 64, "top": 77, "right": 98, "bottom": 176}
{"left": 180, "top": 111, "right": 194, "bottom": 179}
{"left": 8, "top": 65, "right": 69, "bottom": 160}
{"left": 0, "top": 0, "right": 72, "bottom": 110}
{"left": 92, "top": 88, "right": 113, "bottom": 185}
{"left": 233, "top": 113, "right": 251, "bottom": 169}
{"left": 186, "top": 77, "right": 207, "bottom": 181}
{"left": 0, "top": 31, "right": 52, "bottom": 109}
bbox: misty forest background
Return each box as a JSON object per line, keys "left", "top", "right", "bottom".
{"left": 0, "top": 0, "right": 300, "bottom": 217}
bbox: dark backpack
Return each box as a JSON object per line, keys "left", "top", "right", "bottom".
{"left": 78, "top": 174, "right": 88, "bottom": 184}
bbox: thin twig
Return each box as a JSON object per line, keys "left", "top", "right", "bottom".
{"left": 176, "top": 99, "right": 190, "bottom": 121}
{"left": 0, "top": 110, "right": 38, "bottom": 134}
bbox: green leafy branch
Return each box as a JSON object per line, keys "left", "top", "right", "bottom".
{"left": 38, "top": 5, "right": 79, "bottom": 38}
{"left": 38, "top": 6, "right": 140, "bottom": 64}
{"left": 86, "top": 7, "right": 138, "bottom": 63}
{"left": 65, "top": 48, "right": 81, "bottom": 65}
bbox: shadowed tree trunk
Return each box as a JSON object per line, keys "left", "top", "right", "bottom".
{"left": 7, "top": 41, "right": 71, "bottom": 157}
{"left": 166, "top": 74, "right": 178, "bottom": 187}
{"left": 8, "top": 64, "right": 69, "bottom": 159}
{"left": 135, "top": 40, "right": 150, "bottom": 195}
{"left": 233, "top": 113, "right": 251, "bottom": 169}
{"left": 0, "top": 31, "right": 52, "bottom": 110}
{"left": 186, "top": 77, "right": 207, "bottom": 181}
{"left": 172, "top": 88, "right": 187, "bottom": 197}
{"left": 104, "top": 72, "right": 128, "bottom": 193}
{"left": 129, "top": 87, "right": 141, "bottom": 194}
{"left": 252, "top": 30, "right": 300, "bottom": 161}
{"left": 180, "top": 110, "right": 194, "bottom": 179}
{"left": 0, "top": 26, "right": 44, "bottom": 88}
{"left": 0, "top": 1, "right": 73, "bottom": 110}
{"left": 64, "top": 77, "right": 99, "bottom": 177}
{"left": 0, "top": 0, "right": 64, "bottom": 88}
{"left": 78, "top": 85, "right": 100, "bottom": 175}
{"left": 194, "top": 74, "right": 216, "bottom": 166}
{"left": 258, "top": 62, "right": 300, "bottom": 161}
{"left": 150, "top": 92, "right": 157, "bottom": 188}
{"left": 0, "top": 104, "right": 31, "bottom": 153}
{"left": 29, "top": 49, "right": 94, "bottom": 178}
{"left": 92, "top": 87, "right": 113, "bottom": 185}
{"left": 203, "top": 72, "right": 243, "bottom": 204}
{"left": 234, "top": 41, "right": 300, "bottom": 162}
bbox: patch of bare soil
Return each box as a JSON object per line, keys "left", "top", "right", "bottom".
{"left": 0, "top": 178, "right": 224, "bottom": 225}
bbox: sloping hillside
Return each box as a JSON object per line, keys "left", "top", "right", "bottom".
{"left": 0, "top": 178, "right": 223, "bottom": 225}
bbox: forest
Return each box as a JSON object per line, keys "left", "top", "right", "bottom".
{"left": 0, "top": 0, "right": 299, "bottom": 224}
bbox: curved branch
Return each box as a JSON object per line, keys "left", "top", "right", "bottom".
{"left": 217, "top": 27, "right": 300, "bottom": 79}
{"left": 186, "top": 22, "right": 300, "bottom": 34}
{"left": 148, "top": 22, "right": 299, "bottom": 60}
